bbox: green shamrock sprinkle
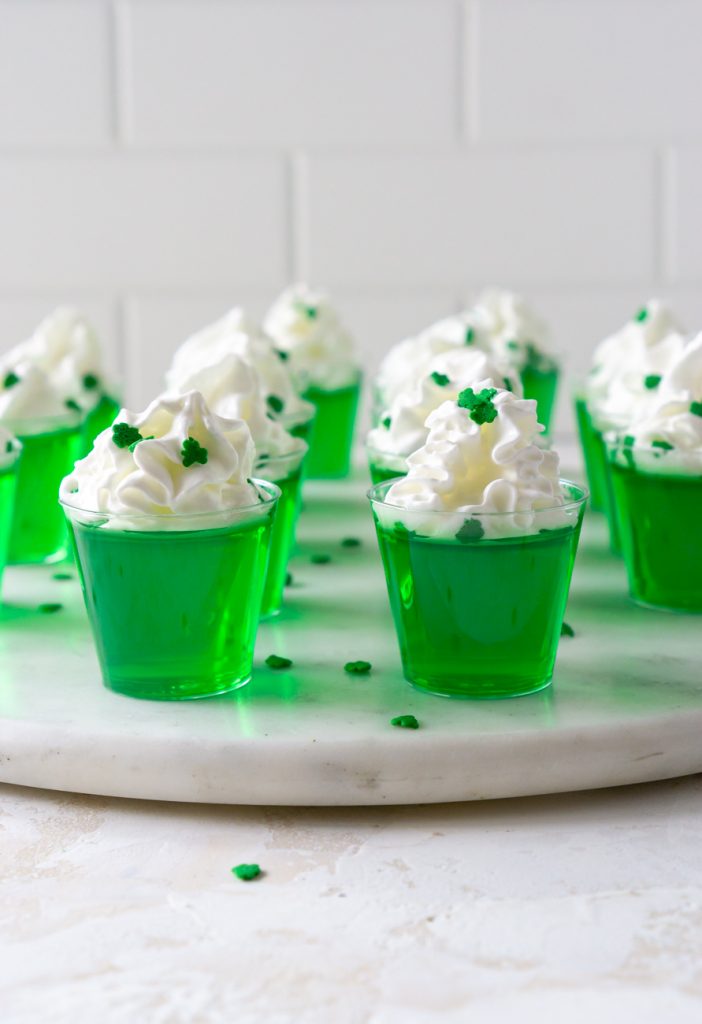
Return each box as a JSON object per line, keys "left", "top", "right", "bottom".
{"left": 52, "top": 572, "right": 73, "bottom": 582}
{"left": 112, "top": 422, "right": 143, "bottom": 449}
{"left": 82, "top": 373, "right": 99, "bottom": 390}
{"left": 394, "top": 521, "right": 417, "bottom": 539}
{"left": 506, "top": 340, "right": 520, "bottom": 351}
{"left": 285, "top": 571, "right": 294, "bottom": 586}
{"left": 341, "top": 537, "right": 361, "bottom": 548}
{"left": 457, "top": 387, "right": 498, "bottom": 425}
{"left": 305, "top": 305, "right": 318, "bottom": 319}
{"left": 465, "top": 326, "right": 474, "bottom": 345}
{"left": 690, "top": 401, "right": 702, "bottom": 418}
{"left": 391, "top": 715, "right": 419, "bottom": 730}
{"left": 5, "top": 440, "right": 12, "bottom": 453}
{"left": 266, "top": 394, "right": 284, "bottom": 415}
{"left": 456, "top": 518, "right": 484, "bottom": 542}
{"left": 3, "top": 371, "right": 19, "bottom": 389}
{"left": 644, "top": 374, "right": 662, "bottom": 390}
{"left": 181, "top": 436, "right": 208, "bottom": 467}
{"left": 310, "top": 553, "right": 331, "bottom": 564}
{"left": 503, "top": 377, "right": 513, "bottom": 392}
{"left": 652, "top": 439, "right": 673, "bottom": 451}
{"left": 344, "top": 661, "right": 372, "bottom": 675}
{"left": 382, "top": 415, "right": 392, "bottom": 430}
{"left": 276, "top": 349, "right": 289, "bottom": 362}
{"left": 265, "top": 654, "right": 292, "bottom": 670}
{"left": 38, "top": 603, "right": 63, "bottom": 615}
{"left": 634, "top": 307, "right": 649, "bottom": 322}
{"left": 561, "top": 622, "right": 575, "bottom": 638}
{"left": 430, "top": 371, "right": 450, "bottom": 387}
{"left": 231, "top": 863, "right": 261, "bottom": 882}
{"left": 623, "top": 434, "right": 635, "bottom": 447}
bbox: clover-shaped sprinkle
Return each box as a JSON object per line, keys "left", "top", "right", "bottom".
{"left": 634, "top": 307, "right": 649, "bottom": 322}
{"left": 181, "top": 436, "right": 208, "bottom": 467}
{"left": 651, "top": 439, "right": 673, "bottom": 451}
{"left": 3, "top": 371, "right": 19, "bottom": 389}
{"left": 82, "top": 373, "right": 99, "bottom": 390}
{"left": 456, "top": 518, "right": 484, "bottom": 542}
{"left": 382, "top": 415, "right": 392, "bottom": 430}
{"left": 267, "top": 394, "right": 284, "bottom": 414}
{"left": 112, "top": 422, "right": 143, "bottom": 449}
{"left": 465, "top": 326, "right": 474, "bottom": 345}
{"left": 391, "top": 714, "right": 419, "bottom": 730}
{"left": 457, "top": 387, "right": 498, "bottom": 425}
{"left": 690, "top": 401, "right": 702, "bottom": 418}
{"left": 430, "top": 371, "right": 450, "bottom": 387}
{"left": 344, "top": 661, "right": 372, "bottom": 675}
{"left": 232, "top": 863, "right": 261, "bottom": 882}
{"left": 644, "top": 374, "right": 662, "bottom": 390}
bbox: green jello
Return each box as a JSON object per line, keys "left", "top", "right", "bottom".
{"left": 81, "top": 394, "right": 120, "bottom": 456}
{"left": 609, "top": 457, "right": 702, "bottom": 611}
{"left": 366, "top": 445, "right": 408, "bottom": 487}
{"left": 67, "top": 506, "right": 276, "bottom": 700}
{"left": 8, "top": 421, "right": 82, "bottom": 564}
{"left": 257, "top": 455, "right": 305, "bottom": 619}
{"left": 370, "top": 484, "right": 585, "bottom": 699}
{"left": 302, "top": 376, "right": 360, "bottom": 479}
{"left": 574, "top": 396, "right": 608, "bottom": 512}
{"left": 368, "top": 461, "right": 406, "bottom": 486}
{"left": 520, "top": 365, "right": 558, "bottom": 434}
{"left": 0, "top": 455, "right": 19, "bottom": 591}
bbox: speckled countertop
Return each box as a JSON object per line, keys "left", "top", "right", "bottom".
{"left": 3, "top": 776, "right": 702, "bottom": 1022}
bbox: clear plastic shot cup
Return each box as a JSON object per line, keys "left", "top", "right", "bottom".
{"left": 80, "top": 393, "right": 121, "bottom": 457}
{"left": 255, "top": 448, "right": 307, "bottom": 619}
{"left": 0, "top": 438, "right": 22, "bottom": 592}
{"left": 61, "top": 480, "right": 280, "bottom": 700}
{"left": 301, "top": 371, "right": 361, "bottom": 479}
{"left": 573, "top": 387, "right": 608, "bottom": 513}
{"left": 5, "top": 411, "right": 82, "bottom": 564}
{"left": 369, "top": 479, "right": 587, "bottom": 699}
{"left": 520, "top": 364, "right": 559, "bottom": 435}
{"left": 365, "top": 441, "right": 408, "bottom": 487}
{"left": 278, "top": 401, "right": 317, "bottom": 446}
{"left": 607, "top": 438, "right": 702, "bottom": 611}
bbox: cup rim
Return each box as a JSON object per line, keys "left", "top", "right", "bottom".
{"left": 277, "top": 399, "right": 316, "bottom": 429}
{"left": 365, "top": 438, "right": 409, "bottom": 470}
{"left": 301, "top": 368, "right": 362, "bottom": 396}
{"left": 60, "top": 476, "right": 281, "bottom": 524}
{"left": 255, "top": 443, "right": 307, "bottom": 476}
{"left": 367, "top": 477, "right": 588, "bottom": 518}
{"left": 2, "top": 410, "right": 83, "bottom": 437}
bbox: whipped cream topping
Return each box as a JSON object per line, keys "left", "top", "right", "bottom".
{"left": 0, "top": 362, "right": 73, "bottom": 428}
{"left": 472, "top": 289, "right": 555, "bottom": 372}
{"left": 380, "top": 381, "right": 566, "bottom": 539}
{"left": 618, "top": 332, "right": 702, "bottom": 473}
{"left": 264, "top": 284, "right": 357, "bottom": 391}
{"left": 167, "top": 308, "right": 314, "bottom": 423}
{"left": 0, "top": 425, "right": 19, "bottom": 470}
{"left": 368, "top": 347, "right": 522, "bottom": 462}
{"left": 1, "top": 308, "right": 114, "bottom": 412}
{"left": 60, "top": 391, "right": 264, "bottom": 529}
{"left": 166, "top": 351, "right": 305, "bottom": 463}
{"left": 586, "top": 300, "right": 687, "bottom": 430}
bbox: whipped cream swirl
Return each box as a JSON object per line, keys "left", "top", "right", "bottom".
{"left": 264, "top": 284, "right": 357, "bottom": 391}
{"left": 586, "top": 300, "right": 686, "bottom": 430}
{"left": 61, "top": 391, "right": 264, "bottom": 529}
{"left": 0, "top": 362, "right": 73, "bottom": 428}
{"left": 472, "top": 290, "right": 555, "bottom": 372}
{"left": 167, "top": 308, "right": 314, "bottom": 423}
{"left": 380, "top": 381, "right": 566, "bottom": 539}
{"left": 368, "top": 347, "right": 522, "bottom": 462}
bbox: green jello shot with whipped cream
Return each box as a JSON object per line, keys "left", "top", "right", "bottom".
{"left": 265, "top": 285, "right": 360, "bottom": 479}
{"left": 0, "top": 363, "right": 82, "bottom": 564}
{"left": 369, "top": 381, "right": 586, "bottom": 699}
{"left": 167, "top": 349, "right": 308, "bottom": 619}
{"left": 60, "top": 391, "right": 279, "bottom": 700}
{"left": 367, "top": 344, "right": 521, "bottom": 484}
{"left": 607, "top": 332, "right": 702, "bottom": 612}
{"left": 575, "top": 300, "right": 685, "bottom": 527}
{"left": 0, "top": 426, "right": 21, "bottom": 592}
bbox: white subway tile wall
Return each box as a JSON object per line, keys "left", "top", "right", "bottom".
{"left": 1, "top": 0, "right": 701, "bottom": 433}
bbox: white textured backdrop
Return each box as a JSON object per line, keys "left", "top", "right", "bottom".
{"left": 1, "top": 0, "right": 702, "bottom": 431}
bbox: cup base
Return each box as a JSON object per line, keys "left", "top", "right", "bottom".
{"left": 408, "top": 675, "right": 553, "bottom": 701}
{"left": 103, "top": 673, "right": 251, "bottom": 702}
{"left": 629, "top": 594, "right": 702, "bottom": 615}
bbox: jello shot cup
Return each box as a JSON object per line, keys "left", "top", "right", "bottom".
{"left": 0, "top": 436, "right": 21, "bottom": 591}
{"left": 608, "top": 439, "right": 702, "bottom": 611}
{"left": 369, "top": 480, "right": 587, "bottom": 698}
{"left": 61, "top": 480, "right": 280, "bottom": 700}
{"left": 6, "top": 411, "right": 82, "bottom": 564}
{"left": 256, "top": 449, "right": 307, "bottom": 619}
{"left": 302, "top": 371, "right": 361, "bottom": 479}
{"left": 80, "top": 392, "right": 121, "bottom": 456}
{"left": 365, "top": 441, "right": 408, "bottom": 486}
{"left": 520, "top": 363, "right": 559, "bottom": 435}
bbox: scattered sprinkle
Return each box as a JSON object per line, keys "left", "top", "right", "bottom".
{"left": 457, "top": 386, "right": 498, "bottom": 425}
{"left": 391, "top": 715, "right": 419, "bottom": 730}
{"left": 52, "top": 572, "right": 73, "bottom": 582}
{"left": 310, "top": 553, "right": 331, "bottom": 565}
{"left": 5, "top": 440, "right": 12, "bottom": 453}
{"left": 285, "top": 571, "right": 294, "bottom": 587}
{"left": 623, "top": 434, "right": 635, "bottom": 447}
{"left": 561, "top": 622, "right": 575, "bottom": 638}
{"left": 506, "top": 340, "right": 520, "bottom": 351}
{"left": 82, "top": 373, "right": 99, "bottom": 390}
{"left": 181, "top": 436, "right": 208, "bottom": 467}
{"left": 232, "top": 863, "right": 262, "bottom": 882}
{"left": 265, "top": 654, "right": 292, "bottom": 670}
{"left": 276, "top": 349, "right": 289, "bottom": 362}
{"left": 65, "top": 398, "right": 82, "bottom": 413}
{"left": 465, "top": 326, "right": 474, "bottom": 345}
{"left": 382, "top": 415, "right": 392, "bottom": 430}
{"left": 38, "top": 603, "right": 63, "bottom": 615}
{"left": 503, "top": 377, "right": 513, "bottom": 392}
{"left": 643, "top": 374, "right": 662, "bottom": 390}
{"left": 394, "top": 521, "right": 417, "bottom": 539}
{"left": 430, "top": 371, "right": 450, "bottom": 387}
{"left": 112, "top": 422, "right": 143, "bottom": 449}
{"left": 344, "top": 660, "right": 372, "bottom": 675}
{"left": 456, "top": 518, "right": 484, "bottom": 542}
{"left": 305, "top": 305, "right": 318, "bottom": 320}
{"left": 3, "top": 371, "right": 19, "bottom": 389}
{"left": 341, "top": 537, "right": 361, "bottom": 548}
{"left": 634, "top": 307, "right": 649, "bottom": 322}
{"left": 690, "top": 401, "right": 702, "bottom": 418}
{"left": 267, "top": 394, "right": 284, "bottom": 415}
{"left": 652, "top": 439, "right": 674, "bottom": 451}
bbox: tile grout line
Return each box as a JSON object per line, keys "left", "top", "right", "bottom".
{"left": 464, "top": 0, "right": 480, "bottom": 143}
{"left": 111, "top": 0, "right": 132, "bottom": 147}
{"left": 289, "top": 150, "right": 309, "bottom": 282}
{"left": 659, "top": 145, "right": 677, "bottom": 286}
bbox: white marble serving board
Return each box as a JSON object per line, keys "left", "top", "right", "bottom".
{"left": 0, "top": 470, "right": 701, "bottom": 806}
